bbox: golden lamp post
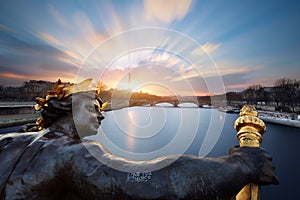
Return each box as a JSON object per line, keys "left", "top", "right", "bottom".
{"left": 234, "top": 105, "right": 266, "bottom": 200}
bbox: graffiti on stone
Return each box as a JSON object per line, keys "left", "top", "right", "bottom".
{"left": 127, "top": 172, "right": 152, "bottom": 183}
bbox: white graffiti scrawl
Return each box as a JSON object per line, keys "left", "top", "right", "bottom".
{"left": 127, "top": 172, "right": 152, "bottom": 183}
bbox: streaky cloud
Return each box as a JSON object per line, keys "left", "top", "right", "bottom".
{"left": 143, "top": 0, "right": 192, "bottom": 23}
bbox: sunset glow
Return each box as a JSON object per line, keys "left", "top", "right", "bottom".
{"left": 0, "top": 0, "right": 299, "bottom": 95}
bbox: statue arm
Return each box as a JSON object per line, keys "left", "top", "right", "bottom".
{"left": 68, "top": 143, "right": 277, "bottom": 200}
{"left": 123, "top": 155, "right": 258, "bottom": 199}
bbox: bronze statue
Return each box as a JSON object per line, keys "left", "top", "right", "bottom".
{"left": 0, "top": 80, "right": 278, "bottom": 200}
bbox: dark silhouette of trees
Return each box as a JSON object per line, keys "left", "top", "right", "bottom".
{"left": 242, "top": 84, "right": 265, "bottom": 105}
{"left": 225, "top": 92, "right": 242, "bottom": 102}
{"left": 272, "top": 78, "right": 299, "bottom": 112}
{"left": 241, "top": 78, "right": 299, "bottom": 112}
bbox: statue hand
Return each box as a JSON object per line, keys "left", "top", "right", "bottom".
{"left": 229, "top": 146, "right": 279, "bottom": 186}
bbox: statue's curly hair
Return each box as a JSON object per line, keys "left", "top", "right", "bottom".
{"left": 34, "top": 79, "right": 104, "bottom": 130}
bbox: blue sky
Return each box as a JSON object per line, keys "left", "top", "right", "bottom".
{"left": 0, "top": 0, "right": 299, "bottom": 95}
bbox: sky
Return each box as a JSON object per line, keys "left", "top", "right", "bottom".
{"left": 0, "top": 0, "right": 299, "bottom": 96}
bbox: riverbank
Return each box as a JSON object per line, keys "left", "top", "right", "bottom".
{"left": 0, "top": 114, "right": 39, "bottom": 128}
{"left": 258, "top": 111, "right": 300, "bottom": 128}
{"left": 0, "top": 100, "right": 130, "bottom": 128}
{"left": 218, "top": 105, "right": 300, "bottom": 128}
{"left": 1, "top": 103, "right": 300, "bottom": 129}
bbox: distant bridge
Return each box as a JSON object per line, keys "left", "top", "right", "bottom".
{"left": 129, "top": 99, "right": 212, "bottom": 107}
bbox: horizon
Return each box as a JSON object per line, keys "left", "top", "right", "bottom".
{"left": 2, "top": 77, "right": 295, "bottom": 98}
{"left": 0, "top": 0, "right": 299, "bottom": 96}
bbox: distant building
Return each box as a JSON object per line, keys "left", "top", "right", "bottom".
{"left": 0, "top": 86, "right": 21, "bottom": 101}
{"left": 22, "top": 80, "right": 56, "bottom": 101}
{"left": 263, "top": 87, "right": 272, "bottom": 93}
{"left": 0, "top": 80, "right": 59, "bottom": 102}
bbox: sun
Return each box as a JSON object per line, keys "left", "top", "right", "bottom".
{"left": 131, "top": 83, "right": 174, "bottom": 96}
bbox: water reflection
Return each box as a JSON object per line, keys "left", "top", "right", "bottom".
{"left": 1, "top": 108, "right": 298, "bottom": 199}
{"left": 125, "top": 111, "right": 136, "bottom": 152}
{"left": 155, "top": 102, "right": 174, "bottom": 107}
{"left": 177, "top": 103, "right": 199, "bottom": 108}
{"left": 87, "top": 106, "right": 225, "bottom": 160}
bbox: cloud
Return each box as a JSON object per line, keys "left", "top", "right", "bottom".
{"left": 72, "top": 11, "right": 106, "bottom": 47}
{"left": 192, "top": 42, "right": 221, "bottom": 55}
{"left": 147, "top": 52, "right": 180, "bottom": 67}
{"left": 218, "top": 65, "right": 264, "bottom": 76}
{"left": 37, "top": 33, "right": 62, "bottom": 46}
{"left": 168, "top": 64, "right": 199, "bottom": 81}
{"left": 100, "top": 3, "right": 124, "bottom": 35}
{"left": 165, "top": 61, "right": 267, "bottom": 93}
{"left": 0, "top": 24, "right": 12, "bottom": 32}
{"left": 48, "top": 4, "right": 70, "bottom": 29}
{"left": 0, "top": 72, "right": 28, "bottom": 80}
{"left": 144, "top": 0, "right": 192, "bottom": 23}
{"left": 0, "top": 29, "right": 80, "bottom": 85}
{"left": 0, "top": 72, "right": 37, "bottom": 86}
{"left": 77, "top": 51, "right": 264, "bottom": 95}
{"left": 46, "top": 6, "right": 109, "bottom": 61}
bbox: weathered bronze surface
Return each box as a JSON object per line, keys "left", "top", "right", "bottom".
{"left": 0, "top": 82, "right": 278, "bottom": 199}
{"left": 34, "top": 79, "right": 99, "bottom": 130}
{"left": 234, "top": 105, "right": 267, "bottom": 200}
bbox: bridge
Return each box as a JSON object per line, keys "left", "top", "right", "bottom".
{"left": 129, "top": 98, "right": 212, "bottom": 107}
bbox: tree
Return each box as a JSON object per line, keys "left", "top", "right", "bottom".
{"left": 96, "top": 81, "right": 107, "bottom": 92}
{"left": 243, "top": 85, "right": 264, "bottom": 105}
{"left": 273, "top": 78, "right": 299, "bottom": 112}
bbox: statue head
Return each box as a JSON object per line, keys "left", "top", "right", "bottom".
{"left": 34, "top": 79, "right": 106, "bottom": 139}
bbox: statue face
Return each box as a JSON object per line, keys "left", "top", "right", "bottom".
{"left": 72, "top": 92, "right": 104, "bottom": 138}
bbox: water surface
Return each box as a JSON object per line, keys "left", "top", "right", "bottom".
{"left": 1, "top": 105, "right": 299, "bottom": 199}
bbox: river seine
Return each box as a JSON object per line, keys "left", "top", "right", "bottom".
{"left": 1, "top": 104, "right": 299, "bottom": 199}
